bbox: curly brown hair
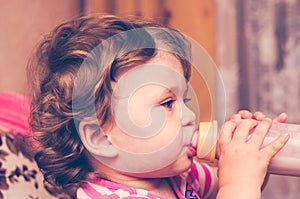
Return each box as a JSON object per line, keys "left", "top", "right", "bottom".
{"left": 27, "top": 14, "right": 191, "bottom": 197}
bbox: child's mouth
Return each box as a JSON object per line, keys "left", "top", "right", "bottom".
{"left": 187, "top": 130, "right": 198, "bottom": 159}
{"left": 187, "top": 146, "right": 196, "bottom": 158}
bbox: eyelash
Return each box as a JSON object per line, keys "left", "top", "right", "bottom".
{"left": 161, "top": 99, "right": 175, "bottom": 109}
{"left": 183, "top": 98, "right": 191, "bottom": 103}
{"left": 160, "top": 98, "right": 191, "bottom": 109}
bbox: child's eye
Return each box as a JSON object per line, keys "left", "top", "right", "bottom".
{"left": 183, "top": 98, "right": 191, "bottom": 104}
{"left": 161, "top": 99, "right": 175, "bottom": 110}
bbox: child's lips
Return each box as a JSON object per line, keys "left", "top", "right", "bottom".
{"left": 187, "top": 129, "right": 198, "bottom": 158}
{"left": 187, "top": 145, "right": 196, "bottom": 158}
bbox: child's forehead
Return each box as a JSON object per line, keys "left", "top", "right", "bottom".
{"left": 112, "top": 63, "right": 187, "bottom": 98}
{"left": 119, "top": 51, "right": 184, "bottom": 76}
{"left": 147, "top": 51, "right": 184, "bottom": 73}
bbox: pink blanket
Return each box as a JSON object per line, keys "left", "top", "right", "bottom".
{"left": 0, "top": 91, "right": 30, "bottom": 135}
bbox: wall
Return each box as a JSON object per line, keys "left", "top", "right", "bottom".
{"left": 0, "top": 0, "right": 80, "bottom": 95}
{"left": 216, "top": 1, "right": 300, "bottom": 198}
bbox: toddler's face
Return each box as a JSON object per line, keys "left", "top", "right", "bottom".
{"left": 100, "top": 52, "right": 197, "bottom": 176}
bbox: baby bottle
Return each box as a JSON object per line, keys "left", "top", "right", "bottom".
{"left": 195, "top": 120, "right": 300, "bottom": 176}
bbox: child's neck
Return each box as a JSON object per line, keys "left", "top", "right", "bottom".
{"left": 91, "top": 159, "right": 178, "bottom": 198}
{"left": 149, "top": 178, "right": 178, "bottom": 199}
{"left": 111, "top": 176, "right": 177, "bottom": 199}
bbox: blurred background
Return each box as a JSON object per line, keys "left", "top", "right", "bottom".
{"left": 0, "top": 0, "right": 300, "bottom": 198}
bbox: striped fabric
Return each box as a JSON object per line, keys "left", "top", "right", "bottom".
{"left": 77, "top": 162, "right": 215, "bottom": 199}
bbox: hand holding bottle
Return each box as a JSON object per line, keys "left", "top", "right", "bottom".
{"left": 216, "top": 113, "right": 290, "bottom": 199}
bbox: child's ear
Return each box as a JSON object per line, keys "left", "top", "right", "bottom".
{"left": 78, "top": 119, "right": 118, "bottom": 158}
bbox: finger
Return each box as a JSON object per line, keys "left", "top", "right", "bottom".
{"left": 238, "top": 110, "right": 253, "bottom": 119}
{"left": 253, "top": 112, "right": 266, "bottom": 121}
{"left": 273, "top": 112, "right": 288, "bottom": 123}
{"left": 218, "top": 120, "right": 237, "bottom": 149}
{"left": 249, "top": 118, "right": 272, "bottom": 147}
{"left": 229, "top": 113, "right": 242, "bottom": 120}
{"left": 232, "top": 119, "right": 258, "bottom": 142}
{"left": 261, "top": 132, "right": 290, "bottom": 161}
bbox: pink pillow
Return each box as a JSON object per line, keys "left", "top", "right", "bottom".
{"left": 0, "top": 91, "right": 30, "bottom": 135}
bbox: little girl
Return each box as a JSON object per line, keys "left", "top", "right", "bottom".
{"left": 27, "top": 15, "right": 289, "bottom": 199}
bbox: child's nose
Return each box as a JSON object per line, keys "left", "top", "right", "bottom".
{"left": 181, "top": 104, "right": 196, "bottom": 126}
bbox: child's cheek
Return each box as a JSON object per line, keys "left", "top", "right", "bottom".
{"left": 97, "top": 108, "right": 186, "bottom": 174}
{"left": 127, "top": 99, "right": 152, "bottom": 128}
{"left": 109, "top": 115, "right": 183, "bottom": 153}
{"left": 102, "top": 125, "right": 187, "bottom": 173}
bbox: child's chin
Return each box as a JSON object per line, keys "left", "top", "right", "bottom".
{"left": 139, "top": 159, "right": 193, "bottom": 178}
{"left": 169, "top": 156, "right": 194, "bottom": 173}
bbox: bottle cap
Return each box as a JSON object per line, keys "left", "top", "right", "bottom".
{"left": 196, "top": 120, "right": 218, "bottom": 162}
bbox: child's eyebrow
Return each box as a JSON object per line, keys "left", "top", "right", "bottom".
{"left": 156, "top": 87, "right": 175, "bottom": 99}
{"left": 160, "top": 84, "right": 188, "bottom": 96}
{"left": 162, "top": 87, "right": 174, "bottom": 95}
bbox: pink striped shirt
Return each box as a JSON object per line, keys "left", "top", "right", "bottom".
{"left": 77, "top": 162, "right": 215, "bottom": 199}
